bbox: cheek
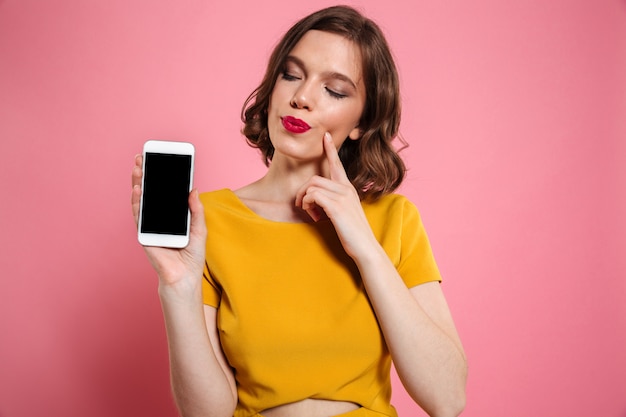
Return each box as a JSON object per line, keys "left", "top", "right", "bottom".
{"left": 321, "top": 104, "right": 362, "bottom": 133}
{"left": 268, "top": 89, "right": 278, "bottom": 114}
{"left": 270, "top": 80, "right": 291, "bottom": 107}
{"left": 267, "top": 89, "right": 283, "bottom": 131}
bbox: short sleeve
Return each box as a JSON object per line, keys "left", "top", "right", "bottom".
{"left": 396, "top": 199, "right": 442, "bottom": 288}
{"left": 202, "top": 261, "right": 221, "bottom": 308}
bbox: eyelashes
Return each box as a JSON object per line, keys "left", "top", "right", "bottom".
{"left": 325, "top": 88, "right": 347, "bottom": 99}
{"left": 280, "top": 71, "right": 347, "bottom": 100}
{"left": 281, "top": 71, "right": 300, "bottom": 82}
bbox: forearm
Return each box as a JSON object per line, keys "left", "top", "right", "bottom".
{"left": 355, "top": 246, "right": 467, "bottom": 417}
{"left": 159, "top": 283, "right": 237, "bottom": 417}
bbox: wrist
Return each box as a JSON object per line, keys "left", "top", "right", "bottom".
{"left": 352, "top": 239, "right": 389, "bottom": 269}
{"left": 158, "top": 276, "right": 203, "bottom": 304}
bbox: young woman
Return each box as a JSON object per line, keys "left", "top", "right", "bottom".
{"left": 132, "top": 6, "right": 467, "bottom": 417}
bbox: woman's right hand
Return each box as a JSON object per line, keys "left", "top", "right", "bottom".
{"left": 131, "top": 154, "right": 207, "bottom": 291}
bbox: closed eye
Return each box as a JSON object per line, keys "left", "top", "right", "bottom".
{"left": 326, "top": 87, "right": 347, "bottom": 99}
{"left": 281, "top": 71, "right": 300, "bottom": 81}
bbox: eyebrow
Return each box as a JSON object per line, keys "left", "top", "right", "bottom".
{"left": 285, "top": 55, "right": 359, "bottom": 91}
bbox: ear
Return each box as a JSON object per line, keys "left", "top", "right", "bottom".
{"left": 348, "top": 126, "right": 362, "bottom": 140}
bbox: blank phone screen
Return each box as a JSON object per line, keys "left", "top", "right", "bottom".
{"left": 140, "top": 152, "right": 192, "bottom": 235}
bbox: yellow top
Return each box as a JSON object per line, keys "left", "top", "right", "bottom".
{"left": 201, "top": 189, "right": 442, "bottom": 417}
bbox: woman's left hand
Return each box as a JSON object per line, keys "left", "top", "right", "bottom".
{"left": 295, "top": 132, "right": 378, "bottom": 260}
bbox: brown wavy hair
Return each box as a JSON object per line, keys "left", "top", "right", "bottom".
{"left": 241, "top": 5, "right": 406, "bottom": 201}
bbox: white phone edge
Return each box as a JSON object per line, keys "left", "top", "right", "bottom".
{"left": 137, "top": 140, "right": 195, "bottom": 248}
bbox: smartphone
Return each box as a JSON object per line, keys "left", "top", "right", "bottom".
{"left": 138, "top": 140, "right": 195, "bottom": 248}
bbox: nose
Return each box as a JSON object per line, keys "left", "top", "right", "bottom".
{"left": 290, "top": 81, "right": 314, "bottom": 110}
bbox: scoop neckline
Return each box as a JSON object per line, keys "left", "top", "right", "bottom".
{"left": 222, "top": 188, "right": 333, "bottom": 226}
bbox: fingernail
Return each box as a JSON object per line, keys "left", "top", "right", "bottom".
{"left": 311, "top": 208, "right": 320, "bottom": 222}
{"left": 324, "top": 132, "right": 331, "bottom": 141}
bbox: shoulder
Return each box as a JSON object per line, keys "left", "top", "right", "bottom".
{"left": 369, "top": 195, "right": 442, "bottom": 285}
{"left": 199, "top": 188, "right": 236, "bottom": 207}
{"left": 362, "top": 193, "right": 420, "bottom": 220}
{"left": 362, "top": 193, "right": 428, "bottom": 241}
{"left": 199, "top": 188, "right": 248, "bottom": 221}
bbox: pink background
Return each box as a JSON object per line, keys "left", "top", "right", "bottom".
{"left": 1, "top": 0, "right": 625, "bottom": 416}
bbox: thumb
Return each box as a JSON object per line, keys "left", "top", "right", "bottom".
{"left": 188, "top": 189, "right": 207, "bottom": 238}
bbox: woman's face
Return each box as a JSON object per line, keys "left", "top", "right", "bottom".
{"left": 267, "top": 30, "right": 366, "bottom": 163}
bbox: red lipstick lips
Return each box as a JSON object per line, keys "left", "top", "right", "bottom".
{"left": 282, "top": 116, "right": 311, "bottom": 134}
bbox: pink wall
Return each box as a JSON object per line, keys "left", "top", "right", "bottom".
{"left": 1, "top": 1, "right": 624, "bottom": 416}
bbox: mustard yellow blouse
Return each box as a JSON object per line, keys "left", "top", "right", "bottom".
{"left": 201, "top": 189, "right": 441, "bottom": 417}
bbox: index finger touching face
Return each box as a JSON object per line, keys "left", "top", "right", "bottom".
{"left": 323, "top": 132, "right": 349, "bottom": 182}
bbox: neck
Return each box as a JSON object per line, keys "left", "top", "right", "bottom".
{"left": 233, "top": 157, "right": 329, "bottom": 223}
{"left": 259, "top": 156, "right": 329, "bottom": 202}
